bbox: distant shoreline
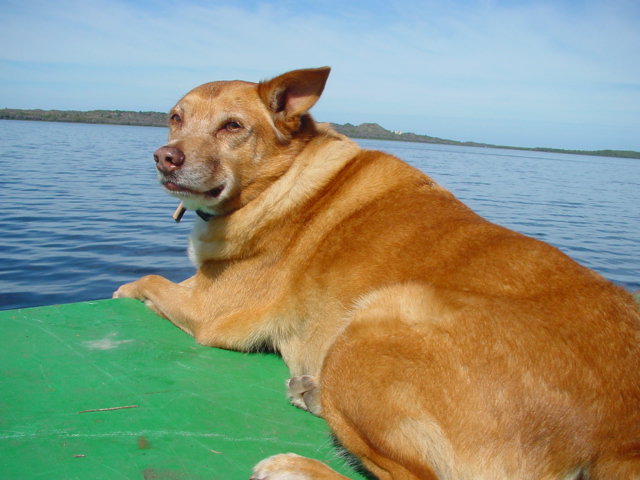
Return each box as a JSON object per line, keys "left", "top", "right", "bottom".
{"left": 1, "top": 108, "right": 638, "bottom": 160}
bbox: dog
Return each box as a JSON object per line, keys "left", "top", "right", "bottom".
{"left": 114, "top": 67, "right": 640, "bottom": 479}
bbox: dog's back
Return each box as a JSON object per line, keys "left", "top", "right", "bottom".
{"left": 305, "top": 149, "right": 640, "bottom": 479}
{"left": 245, "top": 127, "right": 640, "bottom": 479}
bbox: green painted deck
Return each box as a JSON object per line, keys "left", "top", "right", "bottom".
{"left": 0, "top": 299, "right": 364, "bottom": 480}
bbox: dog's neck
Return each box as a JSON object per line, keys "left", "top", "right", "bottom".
{"left": 187, "top": 127, "right": 360, "bottom": 266}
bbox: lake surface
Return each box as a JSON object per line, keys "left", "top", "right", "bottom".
{"left": 0, "top": 119, "right": 638, "bottom": 310}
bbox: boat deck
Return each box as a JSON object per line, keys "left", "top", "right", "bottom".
{"left": 0, "top": 299, "right": 364, "bottom": 479}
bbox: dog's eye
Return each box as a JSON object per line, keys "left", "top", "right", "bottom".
{"left": 170, "top": 113, "right": 182, "bottom": 123}
{"left": 224, "top": 121, "right": 242, "bottom": 131}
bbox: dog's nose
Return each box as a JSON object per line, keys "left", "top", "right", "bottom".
{"left": 154, "top": 146, "right": 185, "bottom": 173}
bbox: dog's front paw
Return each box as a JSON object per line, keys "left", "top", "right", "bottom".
{"left": 251, "top": 453, "right": 346, "bottom": 480}
{"left": 287, "top": 375, "right": 322, "bottom": 416}
{"left": 112, "top": 280, "right": 142, "bottom": 300}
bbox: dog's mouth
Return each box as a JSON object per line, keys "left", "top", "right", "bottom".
{"left": 163, "top": 181, "right": 225, "bottom": 198}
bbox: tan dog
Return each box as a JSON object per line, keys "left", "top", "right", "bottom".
{"left": 114, "top": 67, "right": 640, "bottom": 479}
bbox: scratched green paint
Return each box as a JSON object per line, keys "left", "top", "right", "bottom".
{"left": 0, "top": 299, "right": 365, "bottom": 480}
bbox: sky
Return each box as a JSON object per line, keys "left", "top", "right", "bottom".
{"left": 1, "top": 0, "right": 639, "bottom": 151}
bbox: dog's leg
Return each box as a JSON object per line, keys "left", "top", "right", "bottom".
{"left": 113, "top": 274, "right": 201, "bottom": 333}
{"left": 287, "top": 375, "right": 322, "bottom": 416}
{"left": 251, "top": 453, "right": 349, "bottom": 480}
{"left": 178, "top": 275, "right": 197, "bottom": 288}
{"left": 135, "top": 275, "right": 195, "bottom": 317}
{"left": 113, "top": 274, "right": 267, "bottom": 351}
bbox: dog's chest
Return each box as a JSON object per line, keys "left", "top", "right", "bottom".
{"left": 187, "top": 219, "right": 208, "bottom": 267}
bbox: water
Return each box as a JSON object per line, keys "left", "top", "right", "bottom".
{"left": 0, "top": 120, "right": 638, "bottom": 310}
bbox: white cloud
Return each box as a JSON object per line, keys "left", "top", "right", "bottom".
{"left": 1, "top": 0, "right": 639, "bottom": 149}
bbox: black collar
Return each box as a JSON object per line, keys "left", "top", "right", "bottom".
{"left": 196, "top": 210, "right": 217, "bottom": 222}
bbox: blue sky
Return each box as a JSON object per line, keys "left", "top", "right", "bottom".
{"left": 1, "top": 0, "right": 639, "bottom": 150}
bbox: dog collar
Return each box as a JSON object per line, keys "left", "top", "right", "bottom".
{"left": 171, "top": 202, "right": 219, "bottom": 223}
{"left": 196, "top": 210, "right": 216, "bottom": 222}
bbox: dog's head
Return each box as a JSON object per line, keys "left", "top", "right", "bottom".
{"left": 154, "top": 67, "right": 331, "bottom": 216}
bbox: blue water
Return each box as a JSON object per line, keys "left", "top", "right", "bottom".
{"left": 0, "top": 119, "right": 638, "bottom": 310}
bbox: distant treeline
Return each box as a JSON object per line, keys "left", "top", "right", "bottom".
{"left": 1, "top": 108, "right": 638, "bottom": 159}
{"left": 330, "top": 122, "right": 640, "bottom": 159}
{"left": 0, "top": 108, "right": 167, "bottom": 127}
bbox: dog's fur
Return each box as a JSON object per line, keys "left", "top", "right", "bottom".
{"left": 114, "top": 67, "right": 640, "bottom": 479}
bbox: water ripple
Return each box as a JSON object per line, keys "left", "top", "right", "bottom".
{"left": 0, "top": 122, "right": 638, "bottom": 310}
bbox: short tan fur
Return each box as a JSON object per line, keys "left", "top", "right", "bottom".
{"left": 115, "top": 67, "right": 640, "bottom": 480}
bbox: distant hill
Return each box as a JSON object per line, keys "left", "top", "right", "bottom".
{"left": 1, "top": 108, "right": 638, "bottom": 159}
{"left": 330, "top": 122, "right": 640, "bottom": 159}
{"left": 330, "top": 122, "right": 491, "bottom": 147}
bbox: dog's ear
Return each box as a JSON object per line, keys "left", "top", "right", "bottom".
{"left": 258, "top": 67, "right": 331, "bottom": 118}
